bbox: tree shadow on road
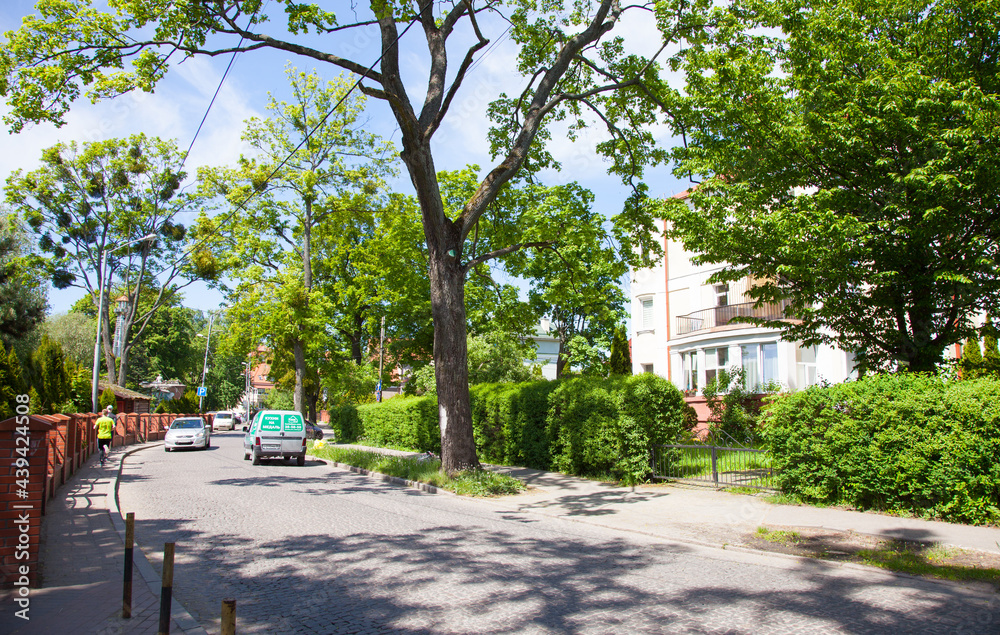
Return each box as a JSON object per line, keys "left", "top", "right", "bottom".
{"left": 127, "top": 514, "right": 1000, "bottom": 634}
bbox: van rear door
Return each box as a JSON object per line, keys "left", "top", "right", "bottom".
{"left": 280, "top": 413, "right": 305, "bottom": 453}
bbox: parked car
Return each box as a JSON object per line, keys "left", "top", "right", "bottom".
{"left": 164, "top": 417, "right": 211, "bottom": 451}
{"left": 305, "top": 420, "right": 324, "bottom": 441}
{"left": 213, "top": 411, "right": 235, "bottom": 431}
{"left": 243, "top": 410, "right": 308, "bottom": 465}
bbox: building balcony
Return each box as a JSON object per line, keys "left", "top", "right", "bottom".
{"left": 676, "top": 299, "right": 794, "bottom": 336}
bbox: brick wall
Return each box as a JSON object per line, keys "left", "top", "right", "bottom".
{"left": 0, "top": 415, "right": 51, "bottom": 588}
{"left": 0, "top": 411, "right": 206, "bottom": 588}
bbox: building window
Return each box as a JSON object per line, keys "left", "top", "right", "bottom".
{"left": 714, "top": 284, "right": 729, "bottom": 307}
{"left": 741, "top": 342, "right": 778, "bottom": 392}
{"left": 705, "top": 347, "right": 730, "bottom": 388}
{"left": 796, "top": 345, "right": 818, "bottom": 388}
{"left": 640, "top": 298, "right": 654, "bottom": 330}
{"left": 641, "top": 363, "right": 654, "bottom": 374}
{"left": 681, "top": 351, "right": 698, "bottom": 392}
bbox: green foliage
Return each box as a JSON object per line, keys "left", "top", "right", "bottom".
{"left": 546, "top": 375, "right": 687, "bottom": 485}
{"left": 32, "top": 335, "right": 70, "bottom": 414}
{"left": 68, "top": 367, "right": 90, "bottom": 413}
{"left": 43, "top": 312, "right": 93, "bottom": 367}
{"left": 328, "top": 404, "right": 362, "bottom": 443}
{"left": 0, "top": 215, "right": 46, "bottom": 349}
{"left": 762, "top": 374, "right": 1000, "bottom": 525}
{"left": 354, "top": 396, "right": 440, "bottom": 453}
{"left": 411, "top": 331, "right": 539, "bottom": 396}
{"left": 98, "top": 387, "right": 116, "bottom": 411}
{"left": 663, "top": 0, "right": 1000, "bottom": 372}
{"left": 702, "top": 368, "right": 766, "bottom": 441}
{"left": 0, "top": 346, "right": 18, "bottom": 419}
{"left": 470, "top": 381, "right": 560, "bottom": 469}
{"left": 962, "top": 337, "right": 984, "bottom": 378}
{"left": 262, "top": 389, "right": 295, "bottom": 411}
{"left": 983, "top": 320, "right": 1000, "bottom": 376}
{"left": 307, "top": 445, "right": 525, "bottom": 497}
{"left": 608, "top": 325, "right": 631, "bottom": 376}
{"left": 6, "top": 346, "right": 25, "bottom": 396}
{"left": 27, "top": 386, "right": 41, "bottom": 415}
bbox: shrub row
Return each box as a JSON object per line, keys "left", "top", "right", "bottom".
{"left": 763, "top": 374, "right": 1000, "bottom": 525}
{"left": 332, "top": 374, "right": 687, "bottom": 484}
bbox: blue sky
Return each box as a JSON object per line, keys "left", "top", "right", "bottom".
{"left": 1, "top": 1, "right": 690, "bottom": 318}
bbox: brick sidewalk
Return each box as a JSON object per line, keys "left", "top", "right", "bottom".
{"left": 1, "top": 444, "right": 203, "bottom": 635}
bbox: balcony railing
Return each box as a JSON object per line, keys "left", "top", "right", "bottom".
{"left": 676, "top": 299, "right": 794, "bottom": 336}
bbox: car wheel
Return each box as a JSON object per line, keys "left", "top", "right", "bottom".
{"left": 252, "top": 450, "right": 261, "bottom": 465}
{"left": 164, "top": 447, "right": 171, "bottom": 452}
{"left": 297, "top": 453, "right": 306, "bottom": 466}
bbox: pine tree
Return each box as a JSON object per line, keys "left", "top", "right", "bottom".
{"left": 28, "top": 386, "right": 41, "bottom": 415}
{"left": 983, "top": 319, "right": 1000, "bottom": 378}
{"left": 962, "top": 336, "right": 983, "bottom": 379}
{"left": 99, "top": 387, "right": 117, "bottom": 411}
{"left": 6, "top": 346, "right": 25, "bottom": 395}
{"left": 35, "top": 336, "right": 70, "bottom": 413}
{"left": 0, "top": 347, "right": 15, "bottom": 420}
{"left": 69, "top": 367, "right": 92, "bottom": 413}
{"left": 609, "top": 325, "right": 631, "bottom": 375}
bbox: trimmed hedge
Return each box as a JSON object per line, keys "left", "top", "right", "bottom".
{"left": 763, "top": 374, "right": 1000, "bottom": 525}
{"left": 334, "top": 374, "right": 688, "bottom": 484}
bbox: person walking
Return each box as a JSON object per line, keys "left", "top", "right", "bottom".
{"left": 95, "top": 406, "right": 115, "bottom": 466}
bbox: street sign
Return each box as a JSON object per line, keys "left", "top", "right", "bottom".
{"left": 197, "top": 386, "right": 207, "bottom": 397}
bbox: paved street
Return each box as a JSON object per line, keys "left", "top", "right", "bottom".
{"left": 117, "top": 433, "right": 998, "bottom": 634}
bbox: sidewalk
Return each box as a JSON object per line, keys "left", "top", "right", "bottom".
{"left": 2, "top": 443, "right": 206, "bottom": 635}
{"left": 336, "top": 443, "right": 1000, "bottom": 556}
{"left": 489, "top": 465, "right": 1000, "bottom": 556}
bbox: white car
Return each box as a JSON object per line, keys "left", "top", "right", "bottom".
{"left": 164, "top": 417, "right": 211, "bottom": 451}
{"left": 213, "top": 411, "right": 235, "bottom": 431}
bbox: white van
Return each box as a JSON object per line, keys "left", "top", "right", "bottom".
{"left": 243, "top": 410, "right": 308, "bottom": 466}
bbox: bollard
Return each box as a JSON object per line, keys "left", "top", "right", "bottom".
{"left": 123, "top": 513, "right": 134, "bottom": 618}
{"left": 221, "top": 598, "right": 236, "bottom": 635}
{"left": 158, "top": 542, "right": 175, "bottom": 635}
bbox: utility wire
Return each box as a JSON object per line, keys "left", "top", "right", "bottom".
{"left": 153, "top": 13, "right": 423, "bottom": 279}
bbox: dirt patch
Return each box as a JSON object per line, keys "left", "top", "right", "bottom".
{"left": 744, "top": 525, "right": 1000, "bottom": 588}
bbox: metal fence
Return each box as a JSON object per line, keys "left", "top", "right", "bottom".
{"left": 650, "top": 430, "right": 778, "bottom": 490}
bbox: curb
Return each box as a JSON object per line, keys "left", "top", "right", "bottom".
{"left": 110, "top": 443, "right": 209, "bottom": 635}
{"left": 311, "top": 454, "right": 456, "bottom": 497}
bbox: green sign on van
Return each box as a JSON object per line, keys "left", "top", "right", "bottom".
{"left": 260, "top": 414, "right": 282, "bottom": 432}
{"left": 283, "top": 414, "right": 304, "bottom": 432}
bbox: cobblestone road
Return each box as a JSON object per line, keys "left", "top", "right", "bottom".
{"left": 117, "top": 433, "right": 998, "bottom": 634}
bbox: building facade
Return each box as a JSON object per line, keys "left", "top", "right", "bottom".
{"left": 630, "top": 192, "right": 856, "bottom": 399}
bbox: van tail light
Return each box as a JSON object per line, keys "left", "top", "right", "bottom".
{"left": 302, "top": 437, "right": 307, "bottom": 447}
{"left": 255, "top": 436, "right": 261, "bottom": 446}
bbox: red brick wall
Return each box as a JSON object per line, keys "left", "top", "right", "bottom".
{"left": 0, "top": 415, "right": 51, "bottom": 588}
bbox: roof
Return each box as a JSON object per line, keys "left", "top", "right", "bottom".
{"left": 97, "top": 381, "right": 152, "bottom": 401}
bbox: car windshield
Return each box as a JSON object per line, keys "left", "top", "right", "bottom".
{"left": 171, "top": 420, "right": 203, "bottom": 429}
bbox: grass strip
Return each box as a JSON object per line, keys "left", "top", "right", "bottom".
{"left": 308, "top": 442, "right": 525, "bottom": 497}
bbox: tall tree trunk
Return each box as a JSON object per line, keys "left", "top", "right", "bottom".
{"left": 101, "top": 302, "right": 117, "bottom": 385}
{"left": 293, "top": 198, "right": 313, "bottom": 417}
{"left": 429, "top": 247, "right": 479, "bottom": 472}
{"left": 293, "top": 337, "right": 306, "bottom": 416}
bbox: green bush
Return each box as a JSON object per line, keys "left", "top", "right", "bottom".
{"left": 763, "top": 374, "right": 1000, "bottom": 525}
{"left": 470, "top": 381, "right": 557, "bottom": 468}
{"left": 328, "top": 404, "right": 362, "bottom": 443}
{"left": 355, "top": 396, "right": 440, "bottom": 452}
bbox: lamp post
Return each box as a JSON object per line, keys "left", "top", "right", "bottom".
{"left": 196, "top": 314, "right": 215, "bottom": 412}
{"left": 91, "top": 234, "right": 157, "bottom": 413}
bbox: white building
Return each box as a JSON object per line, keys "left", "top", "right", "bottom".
{"left": 630, "top": 191, "right": 856, "bottom": 406}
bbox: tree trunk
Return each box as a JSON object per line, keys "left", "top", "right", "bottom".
{"left": 556, "top": 337, "right": 568, "bottom": 379}
{"left": 293, "top": 337, "right": 306, "bottom": 416}
{"left": 429, "top": 247, "right": 480, "bottom": 472}
{"left": 101, "top": 302, "right": 117, "bottom": 386}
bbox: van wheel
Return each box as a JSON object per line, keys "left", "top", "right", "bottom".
{"left": 252, "top": 450, "right": 261, "bottom": 465}
{"left": 297, "top": 453, "right": 306, "bottom": 466}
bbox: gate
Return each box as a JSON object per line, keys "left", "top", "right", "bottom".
{"left": 650, "top": 429, "right": 778, "bottom": 490}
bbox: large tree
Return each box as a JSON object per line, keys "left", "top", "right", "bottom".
{"left": 1, "top": 0, "right": 691, "bottom": 471}
{"left": 661, "top": 0, "right": 1000, "bottom": 372}
{"left": 0, "top": 213, "right": 47, "bottom": 349}
{"left": 4, "top": 135, "right": 218, "bottom": 385}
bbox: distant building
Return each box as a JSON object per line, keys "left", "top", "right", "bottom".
{"left": 527, "top": 319, "right": 560, "bottom": 380}
{"left": 97, "top": 381, "right": 153, "bottom": 414}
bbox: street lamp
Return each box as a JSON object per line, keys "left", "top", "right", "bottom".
{"left": 91, "top": 234, "right": 157, "bottom": 412}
